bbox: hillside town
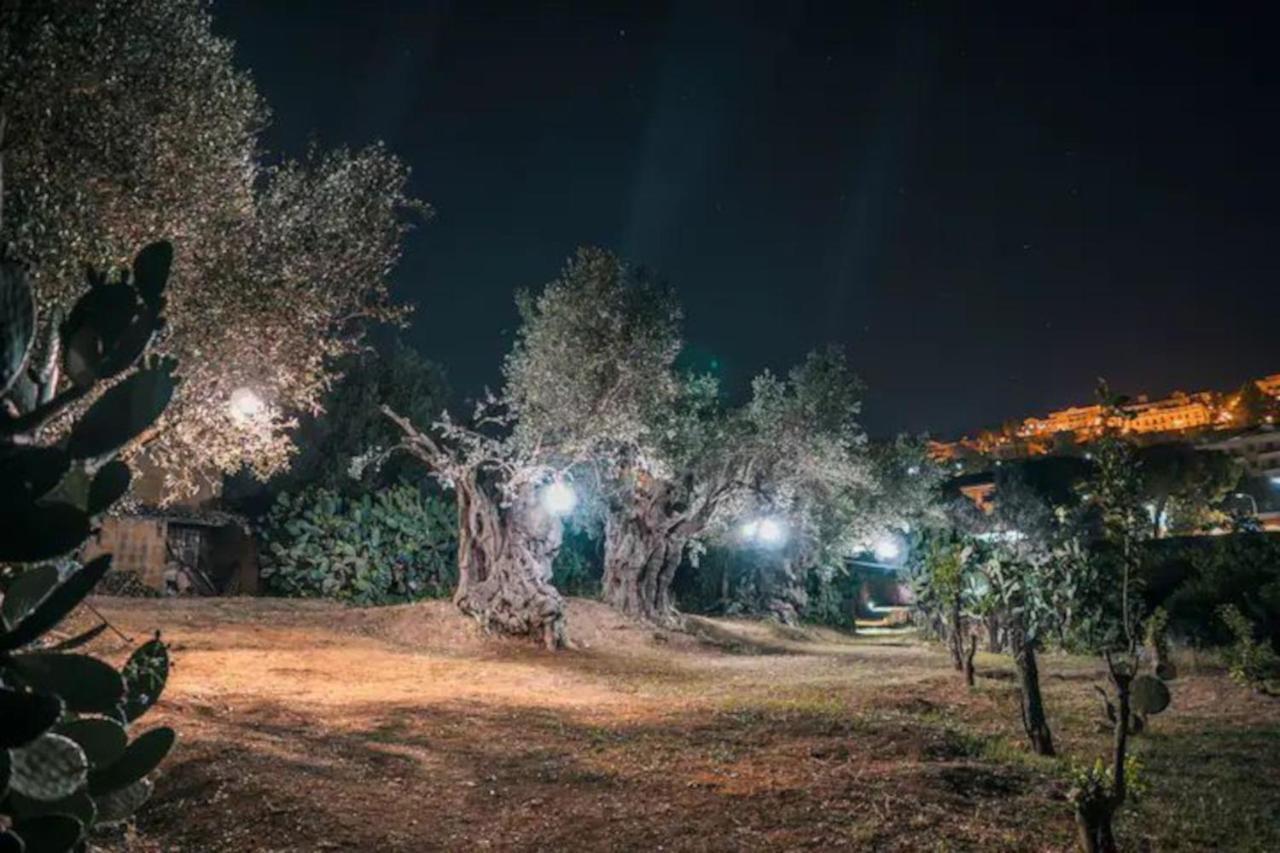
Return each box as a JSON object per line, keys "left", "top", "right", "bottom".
{"left": 930, "top": 372, "right": 1280, "bottom": 469}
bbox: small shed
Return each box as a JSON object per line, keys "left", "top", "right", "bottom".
{"left": 83, "top": 509, "right": 259, "bottom": 595}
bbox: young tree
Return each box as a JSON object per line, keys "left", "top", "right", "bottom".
{"left": 966, "top": 476, "right": 1062, "bottom": 756}
{"left": 1070, "top": 382, "right": 1174, "bottom": 852}
{"left": 0, "top": 0, "right": 423, "bottom": 497}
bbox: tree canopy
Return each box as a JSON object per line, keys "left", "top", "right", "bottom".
{"left": 0, "top": 0, "right": 424, "bottom": 497}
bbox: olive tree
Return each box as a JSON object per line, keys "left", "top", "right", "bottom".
{"left": 602, "top": 346, "right": 873, "bottom": 625}
{"left": 0, "top": 0, "right": 422, "bottom": 498}
{"left": 382, "top": 248, "right": 680, "bottom": 646}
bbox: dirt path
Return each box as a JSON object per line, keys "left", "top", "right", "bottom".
{"left": 80, "top": 597, "right": 1280, "bottom": 852}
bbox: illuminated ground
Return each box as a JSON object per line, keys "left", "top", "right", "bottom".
{"left": 80, "top": 597, "right": 1280, "bottom": 852}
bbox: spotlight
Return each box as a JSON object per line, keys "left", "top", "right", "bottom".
{"left": 756, "top": 518, "right": 786, "bottom": 545}
{"left": 229, "top": 387, "right": 264, "bottom": 424}
{"left": 541, "top": 480, "right": 577, "bottom": 515}
{"left": 873, "top": 535, "right": 901, "bottom": 562}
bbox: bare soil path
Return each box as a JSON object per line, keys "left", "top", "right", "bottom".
{"left": 78, "top": 597, "right": 1280, "bottom": 852}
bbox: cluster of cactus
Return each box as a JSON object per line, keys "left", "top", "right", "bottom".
{"left": 1, "top": 240, "right": 178, "bottom": 851}
{"left": 259, "top": 484, "right": 457, "bottom": 605}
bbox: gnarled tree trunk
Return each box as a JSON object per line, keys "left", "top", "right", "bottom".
{"left": 454, "top": 477, "right": 567, "bottom": 649}
{"left": 602, "top": 507, "right": 686, "bottom": 626}
{"left": 602, "top": 478, "right": 692, "bottom": 626}
{"left": 761, "top": 557, "right": 807, "bottom": 626}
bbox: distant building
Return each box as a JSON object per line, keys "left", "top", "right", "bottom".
{"left": 1258, "top": 373, "right": 1280, "bottom": 398}
{"left": 959, "top": 481, "right": 997, "bottom": 514}
{"left": 929, "top": 371, "right": 1276, "bottom": 463}
{"left": 1124, "top": 392, "right": 1214, "bottom": 434}
{"left": 1200, "top": 425, "right": 1280, "bottom": 481}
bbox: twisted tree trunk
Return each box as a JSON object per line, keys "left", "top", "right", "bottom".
{"left": 601, "top": 477, "right": 698, "bottom": 626}
{"left": 602, "top": 504, "right": 687, "bottom": 626}
{"left": 453, "top": 478, "right": 567, "bottom": 649}
{"left": 761, "top": 556, "right": 807, "bottom": 626}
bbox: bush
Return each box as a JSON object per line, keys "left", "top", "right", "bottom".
{"left": 259, "top": 484, "right": 457, "bottom": 604}
{"left": 1156, "top": 533, "right": 1280, "bottom": 647}
{"left": 1218, "top": 604, "right": 1280, "bottom": 694}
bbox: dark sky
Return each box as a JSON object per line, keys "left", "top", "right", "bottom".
{"left": 216, "top": 1, "right": 1278, "bottom": 438}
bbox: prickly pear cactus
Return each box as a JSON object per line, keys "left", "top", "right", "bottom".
{"left": 1, "top": 241, "right": 179, "bottom": 852}
{"left": 1130, "top": 674, "right": 1171, "bottom": 716}
{"left": 8, "top": 734, "right": 89, "bottom": 801}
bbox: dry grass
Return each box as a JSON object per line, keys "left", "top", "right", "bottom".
{"left": 75, "top": 597, "right": 1280, "bottom": 852}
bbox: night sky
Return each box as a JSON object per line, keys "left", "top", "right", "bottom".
{"left": 216, "top": 2, "right": 1277, "bottom": 438}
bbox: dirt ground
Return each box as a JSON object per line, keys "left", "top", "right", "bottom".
{"left": 72, "top": 596, "right": 1280, "bottom": 852}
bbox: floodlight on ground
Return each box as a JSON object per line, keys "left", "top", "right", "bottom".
{"left": 542, "top": 480, "right": 577, "bottom": 515}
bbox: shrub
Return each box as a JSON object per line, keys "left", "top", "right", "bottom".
{"left": 1153, "top": 533, "right": 1280, "bottom": 648}
{"left": 259, "top": 484, "right": 457, "bottom": 604}
{"left": 1218, "top": 604, "right": 1280, "bottom": 694}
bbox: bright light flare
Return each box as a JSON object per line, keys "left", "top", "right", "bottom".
{"left": 757, "top": 518, "right": 786, "bottom": 545}
{"left": 739, "top": 517, "right": 787, "bottom": 547}
{"left": 873, "top": 535, "right": 901, "bottom": 562}
{"left": 229, "top": 387, "right": 265, "bottom": 424}
{"left": 541, "top": 480, "right": 577, "bottom": 515}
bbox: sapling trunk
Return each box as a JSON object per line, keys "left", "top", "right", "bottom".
{"left": 948, "top": 596, "right": 964, "bottom": 671}
{"left": 985, "top": 611, "right": 1003, "bottom": 653}
{"left": 1011, "top": 625, "right": 1055, "bottom": 756}
{"left": 963, "top": 634, "right": 977, "bottom": 687}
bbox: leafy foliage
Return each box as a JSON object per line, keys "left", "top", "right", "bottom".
{"left": 504, "top": 247, "right": 682, "bottom": 467}
{"left": 259, "top": 484, "right": 457, "bottom": 605}
{"left": 280, "top": 335, "right": 450, "bottom": 494}
{"left": 0, "top": 242, "right": 176, "bottom": 851}
{"left": 1, "top": 0, "right": 423, "bottom": 498}
{"left": 1218, "top": 604, "right": 1280, "bottom": 694}
{"left": 550, "top": 527, "right": 602, "bottom": 597}
{"left": 1157, "top": 533, "right": 1280, "bottom": 647}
